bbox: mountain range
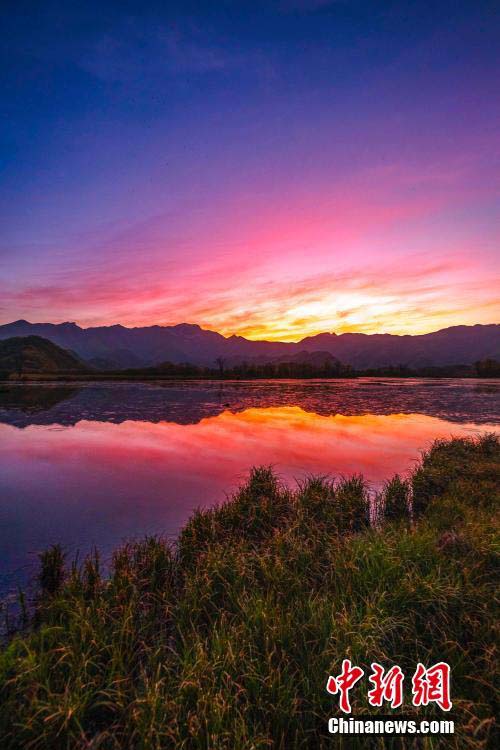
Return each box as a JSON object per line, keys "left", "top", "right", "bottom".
{"left": 0, "top": 319, "right": 499, "bottom": 370}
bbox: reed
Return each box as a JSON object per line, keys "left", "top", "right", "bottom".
{"left": 0, "top": 435, "right": 498, "bottom": 748}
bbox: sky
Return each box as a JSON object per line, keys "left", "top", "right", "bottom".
{"left": 1, "top": 0, "right": 499, "bottom": 341}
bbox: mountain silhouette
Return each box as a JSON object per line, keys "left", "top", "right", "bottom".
{"left": 0, "top": 335, "right": 89, "bottom": 378}
{"left": 0, "top": 320, "right": 498, "bottom": 369}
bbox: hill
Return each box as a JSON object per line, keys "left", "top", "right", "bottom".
{"left": 0, "top": 320, "right": 498, "bottom": 369}
{"left": 0, "top": 336, "right": 89, "bottom": 379}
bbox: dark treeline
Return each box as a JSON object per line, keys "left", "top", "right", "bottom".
{"left": 120, "top": 359, "right": 353, "bottom": 380}
{"left": 4, "top": 358, "right": 499, "bottom": 382}
{"left": 475, "top": 358, "right": 500, "bottom": 377}
{"left": 110, "top": 357, "right": 500, "bottom": 380}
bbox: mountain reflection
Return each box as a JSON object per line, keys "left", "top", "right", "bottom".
{"left": 0, "top": 384, "right": 80, "bottom": 415}
{"left": 0, "top": 379, "right": 498, "bottom": 427}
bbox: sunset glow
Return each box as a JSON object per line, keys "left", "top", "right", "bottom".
{"left": 1, "top": 2, "right": 499, "bottom": 338}
{"left": 1, "top": 4, "right": 499, "bottom": 740}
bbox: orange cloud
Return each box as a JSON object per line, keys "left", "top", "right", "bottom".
{"left": 2, "top": 157, "right": 499, "bottom": 337}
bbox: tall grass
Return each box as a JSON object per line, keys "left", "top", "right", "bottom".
{"left": 0, "top": 435, "right": 498, "bottom": 748}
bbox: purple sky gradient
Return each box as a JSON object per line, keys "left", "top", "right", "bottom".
{"left": 1, "top": 0, "right": 499, "bottom": 340}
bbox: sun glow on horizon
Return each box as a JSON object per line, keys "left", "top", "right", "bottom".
{"left": 196, "top": 288, "right": 500, "bottom": 343}
{"left": 2, "top": 2, "right": 499, "bottom": 337}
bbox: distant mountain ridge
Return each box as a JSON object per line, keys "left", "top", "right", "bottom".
{"left": 0, "top": 320, "right": 498, "bottom": 369}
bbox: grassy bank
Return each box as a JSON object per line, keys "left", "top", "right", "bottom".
{"left": 0, "top": 436, "right": 498, "bottom": 748}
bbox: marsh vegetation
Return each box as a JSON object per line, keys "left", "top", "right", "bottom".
{"left": 0, "top": 435, "right": 498, "bottom": 748}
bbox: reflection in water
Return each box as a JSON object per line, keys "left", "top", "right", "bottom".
{"left": 0, "top": 380, "right": 498, "bottom": 595}
{"left": 0, "top": 378, "right": 499, "bottom": 427}
{"left": 0, "top": 384, "right": 79, "bottom": 416}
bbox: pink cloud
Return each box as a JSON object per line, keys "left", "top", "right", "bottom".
{"left": 2, "top": 154, "right": 499, "bottom": 337}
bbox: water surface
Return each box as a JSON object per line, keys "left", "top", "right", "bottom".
{"left": 1, "top": 379, "right": 498, "bottom": 595}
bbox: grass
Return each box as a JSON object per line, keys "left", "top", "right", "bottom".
{"left": 0, "top": 435, "right": 498, "bottom": 749}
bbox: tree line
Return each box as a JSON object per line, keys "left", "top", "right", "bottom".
{"left": 115, "top": 357, "right": 500, "bottom": 380}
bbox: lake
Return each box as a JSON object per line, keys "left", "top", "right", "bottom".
{"left": 1, "top": 378, "right": 498, "bottom": 597}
